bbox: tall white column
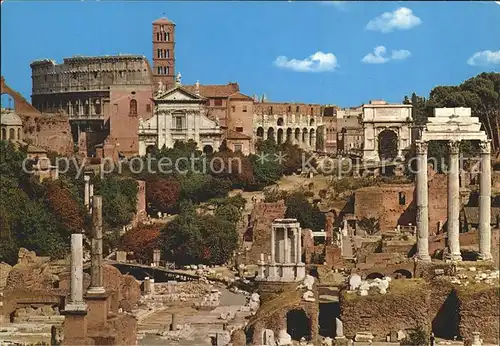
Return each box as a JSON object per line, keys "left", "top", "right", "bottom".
{"left": 478, "top": 140, "right": 492, "bottom": 261}
{"left": 415, "top": 141, "right": 431, "bottom": 261}
{"left": 65, "top": 233, "right": 87, "bottom": 311}
{"left": 446, "top": 140, "right": 462, "bottom": 261}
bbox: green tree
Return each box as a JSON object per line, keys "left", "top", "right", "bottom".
{"left": 284, "top": 191, "right": 325, "bottom": 231}
{"left": 95, "top": 176, "right": 138, "bottom": 228}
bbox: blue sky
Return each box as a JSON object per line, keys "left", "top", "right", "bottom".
{"left": 1, "top": 1, "right": 499, "bottom": 108}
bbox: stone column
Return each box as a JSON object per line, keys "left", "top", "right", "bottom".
{"left": 415, "top": 141, "right": 431, "bottom": 261}
{"left": 283, "top": 227, "right": 289, "bottom": 263}
{"left": 84, "top": 175, "right": 90, "bottom": 210}
{"left": 270, "top": 226, "right": 276, "bottom": 263}
{"left": 297, "top": 226, "right": 302, "bottom": 263}
{"left": 446, "top": 140, "right": 462, "bottom": 261}
{"left": 65, "top": 233, "right": 87, "bottom": 311}
{"left": 88, "top": 196, "right": 105, "bottom": 294}
{"left": 478, "top": 140, "right": 492, "bottom": 261}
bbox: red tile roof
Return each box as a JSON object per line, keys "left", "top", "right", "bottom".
{"left": 184, "top": 83, "right": 240, "bottom": 98}
{"left": 153, "top": 17, "right": 175, "bottom": 25}
{"left": 228, "top": 92, "right": 254, "bottom": 101}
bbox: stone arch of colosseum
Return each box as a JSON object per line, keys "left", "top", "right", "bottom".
{"left": 253, "top": 113, "right": 323, "bottom": 150}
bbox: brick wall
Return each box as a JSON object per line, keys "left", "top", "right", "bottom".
{"left": 244, "top": 201, "right": 286, "bottom": 264}
{"left": 354, "top": 173, "right": 448, "bottom": 235}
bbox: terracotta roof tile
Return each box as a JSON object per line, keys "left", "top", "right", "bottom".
{"left": 228, "top": 92, "right": 253, "bottom": 101}
{"left": 184, "top": 83, "right": 240, "bottom": 98}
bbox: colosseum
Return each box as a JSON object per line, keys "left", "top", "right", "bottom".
{"left": 30, "top": 55, "right": 154, "bottom": 158}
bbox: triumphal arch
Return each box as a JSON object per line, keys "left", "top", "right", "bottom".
{"left": 415, "top": 107, "right": 492, "bottom": 262}
{"left": 361, "top": 100, "right": 413, "bottom": 162}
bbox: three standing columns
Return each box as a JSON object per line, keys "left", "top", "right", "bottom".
{"left": 415, "top": 139, "right": 492, "bottom": 262}
{"left": 478, "top": 140, "right": 492, "bottom": 260}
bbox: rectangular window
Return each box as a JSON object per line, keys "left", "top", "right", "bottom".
{"left": 231, "top": 106, "right": 236, "bottom": 112}
{"left": 296, "top": 106, "right": 299, "bottom": 112}
{"left": 242, "top": 105, "right": 247, "bottom": 112}
{"left": 146, "top": 104, "right": 151, "bottom": 112}
{"left": 166, "top": 49, "right": 170, "bottom": 58}
{"left": 214, "top": 99, "right": 223, "bottom": 106}
{"left": 174, "top": 116, "right": 184, "bottom": 129}
{"left": 235, "top": 126, "right": 243, "bottom": 132}
{"left": 234, "top": 144, "right": 242, "bottom": 152}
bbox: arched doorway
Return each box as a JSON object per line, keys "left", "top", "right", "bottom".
{"left": 267, "top": 127, "right": 275, "bottom": 141}
{"left": 277, "top": 128, "right": 284, "bottom": 144}
{"left": 302, "top": 128, "right": 308, "bottom": 143}
{"left": 309, "top": 118, "right": 315, "bottom": 126}
{"left": 277, "top": 117, "right": 284, "bottom": 126}
{"left": 145, "top": 145, "right": 156, "bottom": 155}
{"left": 286, "top": 309, "right": 311, "bottom": 341}
{"left": 366, "top": 272, "right": 385, "bottom": 280}
{"left": 203, "top": 145, "right": 214, "bottom": 155}
{"left": 294, "top": 128, "right": 301, "bottom": 143}
{"left": 256, "top": 127, "right": 264, "bottom": 139}
{"left": 393, "top": 269, "right": 412, "bottom": 279}
{"left": 286, "top": 128, "right": 293, "bottom": 143}
{"left": 378, "top": 129, "right": 398, "bottom": 161}
{"left": 309, "top": 128, "right": 315, "bottom": 147}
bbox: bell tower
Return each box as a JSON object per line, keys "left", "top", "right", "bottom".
{"left": 152, "top": 17, "right": 175, "bottom": 91}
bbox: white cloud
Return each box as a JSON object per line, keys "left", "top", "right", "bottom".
{"left": 391, "top": 49, "right": 412, "bottom": 60}
{"left": 361, "top": 46, "right": 411, "bottom": 64}
{"left": 467, "top": 50, "right": 500, "bottom": 66}
{"left": 274, "top": 51, "right": 339, "bottom": 72}
{"left": 361, "top": 46, "right": 389, "bottom": 64}
{"left": 496, "top": 1, "right": 500, "bottom": 5}
{"left": 366, "top": 7, "right": 422, "bottom": 33}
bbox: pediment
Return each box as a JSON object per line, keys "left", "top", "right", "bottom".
{"left": 155, "top": 87, "right": 205, "bottom": 102}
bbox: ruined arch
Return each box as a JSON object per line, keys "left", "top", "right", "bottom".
{"left": 277, "top": 117, "right": 284, "bottom": 126}
{"left": 302, "top": 128, "right": 308, "bottom": 143}
{"left": 286, "top": 128, "right": 293, "bottom": 143}
{"left": 267, "top": 127, "right": 275, "bottom": 141}
{"left": 309, "top": 128, "right": 315, "bottom": 147}
{"left": 256, "top": 126, "right": 264, "bottom": 139}
{"left": 378, "top": 129, "right": 398, "bottom": 161}
{"left": 366, "top": 272, "right": 384, "bottom": 280}
{"left": 286, "top": 309, "right": 311, "bottom": 341}
{"left": 277, "top": 128, "right": 284, "bottom": 144}
{"left": 294, "top": 128, "right": 301, "bottom": 142}
{"left": 393, "top": 269, "right": 412, "bottom": 279}
{"left": 309, "top": 118, "right": 315, "bottom": 126}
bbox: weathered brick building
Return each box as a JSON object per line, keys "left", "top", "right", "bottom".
{"left": 30, "top": 55, "right": 154, "bottom": 158}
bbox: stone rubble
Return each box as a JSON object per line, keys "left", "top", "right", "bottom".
{"left": 346, "top": 274, "right": 392, "bottom": 296}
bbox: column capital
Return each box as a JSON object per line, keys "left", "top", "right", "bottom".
{"left": 448, "top": 140, "right": 461, "bottom": 154}
{"left": 415, "top": 140, "right": 428, "bottom": 154}
{"left": 479, "top": 139, "right": 492, "bottom": 154}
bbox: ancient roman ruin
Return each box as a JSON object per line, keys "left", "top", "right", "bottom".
{"left": 1, "top": 7, "right": 500, "bottom": 346}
